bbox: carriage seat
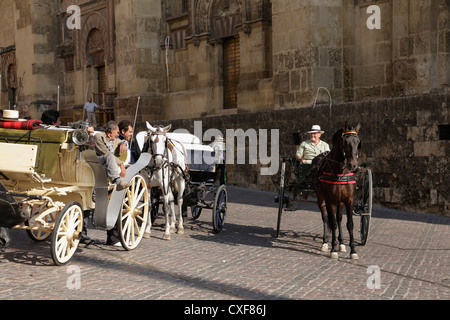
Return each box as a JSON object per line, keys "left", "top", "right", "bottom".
{"left": 0, "top": 128, "right": 69, "bottom": 174}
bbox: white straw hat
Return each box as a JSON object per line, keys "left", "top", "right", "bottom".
{"left": 0, "top": 110, "right": 26, "bottom": 121}
{"left": 307, "top": 125, "right": 324, "bottom": 134}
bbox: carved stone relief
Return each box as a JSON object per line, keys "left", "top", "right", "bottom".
{"left": 1, "top": 50, "right": 16, "bottom": 91}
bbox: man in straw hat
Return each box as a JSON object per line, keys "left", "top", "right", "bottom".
{"left": 286, "top": 125, "right": 330, "bottom": 209}
{"left": 296, "top": 125, "right": 330, "bottom": 164}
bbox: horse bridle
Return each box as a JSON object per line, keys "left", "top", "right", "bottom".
{"left": 149, "top": 131, "right": 169, "bottom": 161}
{"left": 148, "top": 130, "right": 171, "bottom": 195}
{"left": 342, "top": 130, "right": 360, "bottom": 159}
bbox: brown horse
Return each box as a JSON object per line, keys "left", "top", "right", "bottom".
{"left": 311, "top": 123, "right": 361, "bottom": 260}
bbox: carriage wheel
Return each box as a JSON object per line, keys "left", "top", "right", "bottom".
{"left": 150, "top": 190, "right": 160, "bottom": 223}
{"left": 191, "top": 189, "right": 204, "bottom": 220}
{"left": 51, "top": 202, "right": 83, "bottom": 266}
{"left": 358, "top": 169, "right": 373, "bottom": 246}
{"left": 276, "top": 162, "right": 287, "bottom": 238}
{"left": 26, "top": 206, "right": 57, "bottom": 242}
{"left": 212, "top": 185, "right": 227, "bottom": 233}
{"left": 117, "top": 175, "right": 149, "bottom": 250}
{"left": 191, "top": 206, "right": 203, "bottom": 220}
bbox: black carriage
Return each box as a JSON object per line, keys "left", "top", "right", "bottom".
{"left": 275, "top": 156, "right": 373, "bottom": 245}
{"left": 142, "top": 132, "right": 228, "bottom": 234}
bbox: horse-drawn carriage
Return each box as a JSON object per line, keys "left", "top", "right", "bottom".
{"left": 275, "top": 124, "right": 373, "bottom": 259}
{"left": 0, "top": 125, "right": 150, "bottom": 265}
{"left": 138, "top": 124, "right": 228, "bottom": 240}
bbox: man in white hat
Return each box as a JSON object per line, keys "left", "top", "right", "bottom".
{"left": 286, "top": 125, "right": 330, "bottom": 209}
{"left": 296, "top": 125, "right": 330, "bottom": 164}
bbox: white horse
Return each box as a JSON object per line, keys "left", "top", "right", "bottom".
{"left": 142, "top": 124, "right": 174, "bottom": 240}
{"left": 145, "top": 122, "right": 188, "bottom": 240}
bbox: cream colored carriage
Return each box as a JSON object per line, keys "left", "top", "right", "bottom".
{"left": 0, "top": 127, "right": 150, "bottom": 265}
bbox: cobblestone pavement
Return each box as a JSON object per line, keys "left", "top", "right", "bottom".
{"left": 0, "top": 186, "right": 449, "bottom": 301}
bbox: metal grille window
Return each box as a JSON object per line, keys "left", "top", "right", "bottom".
{"left": 182, "top": 0, "right": 188, "bottom": 13}
{"left": 223, "top": 37, "right": 240, "bottom": 109}
{"left": 97, "top": 66, "right": 106, "bottom": 93}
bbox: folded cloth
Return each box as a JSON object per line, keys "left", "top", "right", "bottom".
{"left": 0, "top": 119, "right": 43, "bottom": 130}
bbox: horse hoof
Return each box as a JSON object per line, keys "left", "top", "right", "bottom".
{"left": 321, "top": 243, "right": 329, "bottom": 252}
{"left": 330, "top": 252, "right": 339, "bottom": 260}
{"left": 163, "top": 233, "right": 171, "bottom": 240}
{"left": 143, "top": 232, "right": 151, "bottom": 239}
{"left": 351, "top": 253, "right": 359, "bottom": 260}
{"left": 177, "top": 228, "right": 185, "bottom": 235}
{"left": 339, "top": 244, "right": 347, "bottom": 253}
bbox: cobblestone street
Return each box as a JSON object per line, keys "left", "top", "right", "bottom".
{"left": 1, "top": 186, "right": 449, "bottom": 303}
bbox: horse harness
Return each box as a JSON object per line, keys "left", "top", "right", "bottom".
{"left": 147, "top": 131, "right": 189, "bottom": 193}
{"left": 317, "top": 130, "right": 359, "bottom": 185}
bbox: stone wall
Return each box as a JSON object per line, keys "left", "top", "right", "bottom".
{"left": 272, "top": 0, "right": 449, "bottom": 108}
{"left": 147, "top": 92, "right": 450, "bottom": 216}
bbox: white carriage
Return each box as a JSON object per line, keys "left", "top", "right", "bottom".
{"left": 0, "top": 126, "right": 150, "bottom": 265}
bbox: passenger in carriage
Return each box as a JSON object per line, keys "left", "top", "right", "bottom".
{"left": 209, "top": 134, "right": 226, "bottom": 185}
{"left": 41, "top": 109, "right": 61, "bottom": 127}
{"left": 93, "top": 121, "right": 130, "bottom": 191}
{"left": 118, "top": 120, "right": 141, "bottom": 165}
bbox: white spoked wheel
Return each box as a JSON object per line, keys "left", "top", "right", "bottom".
{"left": 51, "top": 202, "right": 83, "bottom": 266}
{"left": 118, "top": 175, "right": 149, "bottom": 250}
{"left": 26, "top": 205, "right": 57, "bottom": 242}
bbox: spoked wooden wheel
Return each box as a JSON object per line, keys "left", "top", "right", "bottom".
{"left": 51, "top": 202, "right": 83, "bottom": 266}
{"left": 26, "top": 205, "right": 57, "bottom": 241}
{"left": 354, "top": 168, "right": 373, "bottom": 246}
{"left": 212, "top": 185, "right": 227, "bottom": 233}
{"left": 276, "top": 162, "right": 287, "bottom": 238}
{"left": 117, "top": 175, "right": 149, "bottom": 250}
{"left": 150, "top": 187, "right": 160, "bottom": 223}
{"left": 191, "top": 190, "right": 203, "bottom": 220}
{"left": 359, "top": 169, "right": 373, "bottom": 246}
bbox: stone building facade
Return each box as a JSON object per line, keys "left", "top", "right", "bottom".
{"left": 0, "top": 0, "right": 448, "bottom": 214}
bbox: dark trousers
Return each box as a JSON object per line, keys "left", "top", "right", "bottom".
{"left": 106, "top": 227, "right": 120, "bottom": 245}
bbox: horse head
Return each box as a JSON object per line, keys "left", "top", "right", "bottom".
{"left": 341, "top": 122, "right": 361, "bottom": 172}
{"left": 146, "top": 122, "right": 172, "bottom": 168}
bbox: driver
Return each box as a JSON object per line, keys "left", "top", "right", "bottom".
{"left": 93, "top": 121, "right": 130, "bottom": 191}
{"left": 296, "top": 125, "right": 330, "bottom": 164}
{"left": 287, "top": 125, "right": 330, "bottom": 210}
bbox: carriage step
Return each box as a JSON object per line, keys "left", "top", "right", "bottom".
{"left": 353, "top": 211, "right": 371, "bottom": 216}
